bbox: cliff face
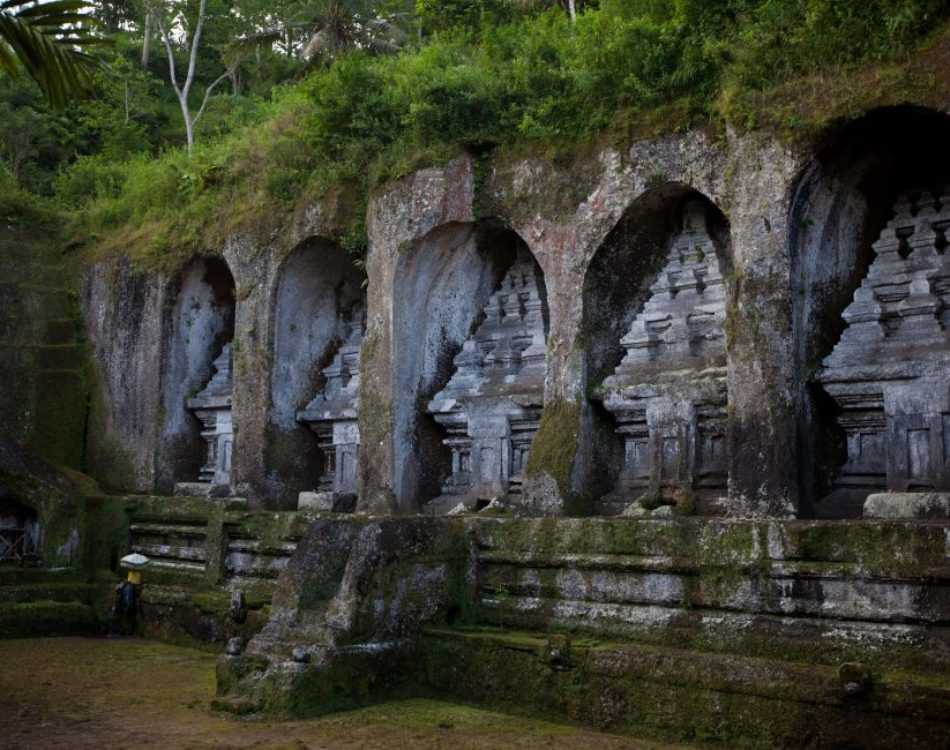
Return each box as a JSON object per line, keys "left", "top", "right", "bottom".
{"left": 0, "top": 205, "right": 87, "bottom": 470}
{"left": 76, "top": 104, "right": 950, "bottom": 520}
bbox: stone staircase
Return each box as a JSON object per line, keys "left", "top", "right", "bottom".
{"left": 126, "top": 496, "right": 318, "bottom": 648}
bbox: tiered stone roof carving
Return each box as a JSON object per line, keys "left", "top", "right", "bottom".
{"left": 817, "top": 190, "right": 950, "bottom": 499}
{"left": 187, "top": 342, "right": 234, "bottom": 487}
{"left": 296, "top": 317, "right": 363, "bottom": 505}
{"left": 427, "top": 251, "right": 547, "bottom": 501}
{"left": 597, "top": 200, "right": 728, "bottom": 510}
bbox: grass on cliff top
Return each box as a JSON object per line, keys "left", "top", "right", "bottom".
{"left": 0, "top": 637, "right": 691, "bottom": 750}
{"left": 61, "top": 2, "right": 950, "bottom": 271}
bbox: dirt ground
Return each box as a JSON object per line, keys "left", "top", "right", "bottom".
{"left": 0, "top": 637, "right": 690, "bottom": 750}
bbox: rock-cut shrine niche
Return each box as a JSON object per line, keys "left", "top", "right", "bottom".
{"left": 295, "top": 311, "right": 364, "bottom": 512}
{"left": 594, "top": 199, "right": 729, "bottom": 515}
{"left": 266, "top": 239, "right": 364, "bottom": 509}
{"left": 816, "top": 190, "right": 950, "bottom": 518}
{"left": 157, "top": 256, "right": 235, "bottom": 496}
{"left": 424, "top": 248, "right": 548, "bottom": 512}
{"left": 790, "top": 106, "right": 950, "bottom": 518}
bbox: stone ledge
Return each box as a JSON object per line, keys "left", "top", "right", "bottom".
{"left": 864, "top": 493, "right": 950, "bottom": 520}
{"left": 419, "top": 627, "right": 950, "bottom": 748}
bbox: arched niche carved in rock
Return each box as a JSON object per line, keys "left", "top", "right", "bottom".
{"left": 157, "top": 256, "right": 235, "bottom": 495}
{"left": 583, "top": 185, "right": 732, "bottom": 516}
{"left": 268, "top": 238, "right": 364, "bottom": 510}
{"left": 790, "top": 106, "right": 950, "bottom": 518}
{"left": 391, "top": 221, "right": 548, "bottom": 512}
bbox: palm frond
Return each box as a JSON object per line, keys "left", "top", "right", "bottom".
{"left": 0, "top": 0, "right": 105, "bottom": 107}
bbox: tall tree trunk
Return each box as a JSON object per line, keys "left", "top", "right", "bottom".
{"left": 142, "top": 12, "right": 152, "bottom": 68}
{"left": 158, "top": 0, "right": 232, "bottom": 155}
{"left": 567, "top": 0, "right": 577, "bottom": 22}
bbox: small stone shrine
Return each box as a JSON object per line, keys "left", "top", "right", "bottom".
{"left": 597, "top": 200, "right": 728, "bottom": 513}
{"left": 295, "top": 318, "right": 363, "bottom": 511}
{"left": 426, "top": 251, "right": 547, "bottom": 507}
{"left": 817, "top": 190, "right": 950, "bottom": 518}
{"left": 182, "top": 342, "right": 234, "bottom": 493}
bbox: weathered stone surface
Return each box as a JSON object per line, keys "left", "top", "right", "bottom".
{"left": 76, "top": 108, "right": 950, "bottom": 519}
{"left": 218, "top": 516, "right": 472, "bottom": 715}
{"left": 863, "top": 492, "right": 950, "bottom": 519}
{"left": 817, "top": 191, "right": 950, "bottom": 506}
{"left": 426, "top": 250, "right": 547, "bottom": 505}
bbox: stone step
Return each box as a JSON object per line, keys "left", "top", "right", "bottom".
{"left": 129, "top": 522, "right": 209, "bottom": 540}
{"left": 419, "top": 626, "right": 950, "bottom": 749}
{"left": 471, "top": 517, "right": 950, "bottom": 573}
{"left": 477, "top": 556, "right": 950, "bottom": 625}
{"left": 130, "top": 543, "right": 207, "bottom": 565}
{"left": 470, "top": 595, "right": 950, "bottom": 675}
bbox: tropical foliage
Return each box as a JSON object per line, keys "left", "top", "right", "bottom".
{"left": 2, "top": 0, "right": 949, "bottom": 264}
{"left": 0, "top": 0, "right": 103, "bottom": 106}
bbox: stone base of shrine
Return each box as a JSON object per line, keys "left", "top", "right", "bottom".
{"left": 864, "top": 492, "right": 950, "bottom": 520}
{"left": 297, "top": 491, "right": 356, "bottom": 513}
{"left": 174, "top": 481, "right": 231, "bottom": 498}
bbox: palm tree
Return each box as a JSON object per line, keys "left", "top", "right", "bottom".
{"left": 0, "top": 0, "right": 102, "bottom": 107}
{"left": 294, "top": 0, "right": 409, "bottom": 62}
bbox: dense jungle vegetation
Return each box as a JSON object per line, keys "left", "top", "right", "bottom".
{"left": 3, "top": 0, "right": 950, "bottom": 265}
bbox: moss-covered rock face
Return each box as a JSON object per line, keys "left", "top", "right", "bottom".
{"left": 0, "top": 206, "right": 89, "bottom": 471}
{"left": 202, "top": 512, "right": 950, "bottom": 747}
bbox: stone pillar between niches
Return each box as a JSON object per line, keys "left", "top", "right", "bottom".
{"left": 722, "top": 139, "right": 800, "bottom": 519}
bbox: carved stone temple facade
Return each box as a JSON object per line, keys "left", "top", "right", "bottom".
{"left": 296, "top": 318, "right": 364, "bottom": 511}
{"left": 817, "top": 190, "right": 950, "bottom": 517}
{"left": 597, "top": 201, "right": 729, "bottom": 514}
{"left": 426, "top": 251, "right": 547, "bottom": 508}
{"left": 181, "top": 342, "right": 234, "bottom": 493}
